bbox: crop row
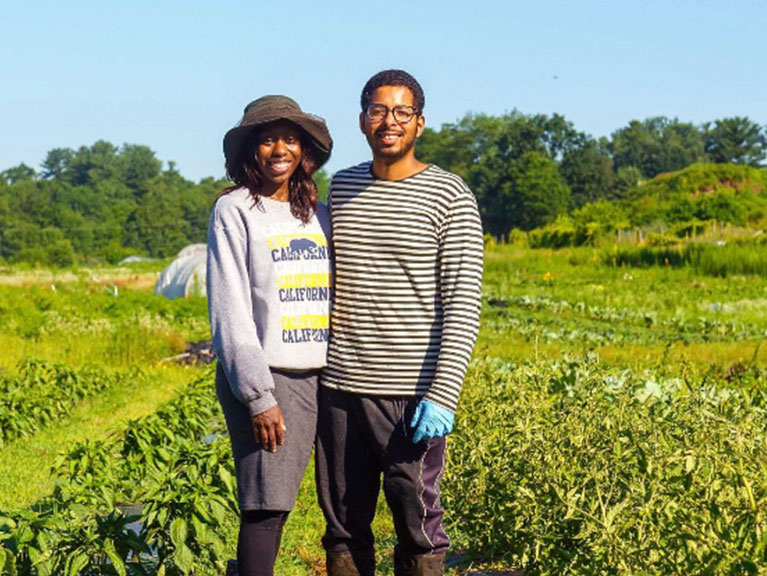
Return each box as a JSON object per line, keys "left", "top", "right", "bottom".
{"left": 0, "top": 360, "right": 127, "bottom": 447}
{"left": 445, "top": 357, "right": 767, "bottom": 575}
{"left": 483, "top": 294, "right": 767, "bottom": 346}
{"left": 0, "top": 368, "right": 237, "bottom": 576}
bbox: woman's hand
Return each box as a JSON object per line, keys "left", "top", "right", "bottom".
{"left": 251, "top": 405, "right": 286, "bottom": 453}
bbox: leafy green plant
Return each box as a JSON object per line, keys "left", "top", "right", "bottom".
{"left": 1, "top": 370, "right": 237, "bottom": 575}
{"left": 444, "top": 357, "right": 767, "bottom": 575}
{"left": 0, "top": 360, "right": 126, "bottom": 447}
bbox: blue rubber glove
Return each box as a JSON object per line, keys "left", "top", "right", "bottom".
{"left": 410, "top": 399, "right": 455, "bottom": 444}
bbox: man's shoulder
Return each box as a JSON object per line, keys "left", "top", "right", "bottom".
{"left": 331, "top": 162, "right": 372, "bottom": 184}
{"left": 420, "top": 164, "right": 474, "bottom": 200}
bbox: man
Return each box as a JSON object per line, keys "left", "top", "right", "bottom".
{"left": 317, "top": 69, "right": 484, "bottom": 576}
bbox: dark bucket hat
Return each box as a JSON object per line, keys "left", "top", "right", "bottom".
{"left": 223, "top": 95, "right": 332, "bottom": 169}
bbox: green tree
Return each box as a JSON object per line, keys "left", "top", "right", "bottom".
{"left": 124, "top": 186, "right": 191, "bottom": 257}
{"left": 418, "top": 111, "right": 580, "bottom": 235}
{"left": 315, "top": 169, "right": 330, "bottom": 203}
{"left": 704, "top": 117, "right": 767, "bottom": 166}
{"left": 610, "top": 117, "right": 706, "bottom": 178}
{"left": 67, "top": 141, "right": 122, "bottom": 186}
{"left": 512, "top": 151, "right": 571, "bottom": 230}
{"left": 119, "top": 144, "right": 162, "bottom": 190}
{"left": 532, "top": 113, "right": 584, "bottom": 160}
{"left": 560, "top": 139, "right": 615, "bottom": 207}
{"left": 40, "top": 148, "right": 75, "bottom": 180}
{"left": 0, "top": 141, "right": 223, "bottom": 265}
{"left": 1, "top": 163, "right": 36, "bottom": 184}
{"left": 613, "top": 165, "right": 643, "bottom": 197}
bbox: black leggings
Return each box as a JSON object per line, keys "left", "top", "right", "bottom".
{"left": 237, "top": 510, "right": 290, "bottom": 576}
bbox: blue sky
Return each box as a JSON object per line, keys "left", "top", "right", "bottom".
{"left": 1, "top": 0, "right": 765, "bottom": 182}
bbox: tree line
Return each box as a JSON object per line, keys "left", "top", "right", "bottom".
{"left": 1, "top": 114, "right": 765, "bottom": 265}
{"left": 0, "top": 141, "right": 334, "bottom": 267}
{"left": 0, "top": 142, "right": 226, "bottom": 266}
{"left": 416, "top": 114, "right": 767, "bottom": 236}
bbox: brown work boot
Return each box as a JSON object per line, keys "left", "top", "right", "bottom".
{"left": 394, "top": 550, "right": 446, "bottom": 576}
{"left": 326, "top": 549, "right": 375, "bottom": 576}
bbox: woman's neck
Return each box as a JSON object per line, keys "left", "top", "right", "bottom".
{"left": 259, "top": 181, "right": 290, "bottom": 202}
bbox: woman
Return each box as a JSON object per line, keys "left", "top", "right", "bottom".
{"left": 207, "top": 95, "right": 332, "bottom": 576}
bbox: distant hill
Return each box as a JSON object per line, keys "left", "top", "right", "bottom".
{"left": 528, "top": 163, "right": 767, "bottom": 248}
{"left": 625, "top": 163, "right": 767, "bottom": 226}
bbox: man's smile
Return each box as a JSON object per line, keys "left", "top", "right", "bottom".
{"left": 376, "top": 131, "right": 402, "bottom": 144}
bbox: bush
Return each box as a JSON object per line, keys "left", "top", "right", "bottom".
{"left": 508, "top": 229, "right": 528, "bottom": 247}
{"left": 669, "top": 219, "right": 712, "bottom": 238}
{"left": 694, "top": 190, "right": 746, "bottom": 225}
{"left": 528, "top": 216, "right": 577, "bottom": 249}
{"left": 642, "top": 233, "right": 681, "bottom": 247}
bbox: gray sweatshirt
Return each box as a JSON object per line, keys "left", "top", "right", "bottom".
{"left": 207, "top": 188, "right": 332, "bottom": 418}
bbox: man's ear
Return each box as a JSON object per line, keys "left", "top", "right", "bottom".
{"left": 416, "top": 115, "right": 426, "bottom": 139}
{"left": 359, "top": 112, "right": 366, "bottom": 134}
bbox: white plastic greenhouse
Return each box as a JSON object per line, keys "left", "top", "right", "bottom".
{"left": 154, "top": 244, "right": 207, "bottom": 299}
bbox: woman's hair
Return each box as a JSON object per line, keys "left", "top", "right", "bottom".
{"left": 222, "top": 127, "right": 319, "bottom": 224}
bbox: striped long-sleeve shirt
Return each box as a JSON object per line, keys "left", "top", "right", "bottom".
{"left": 321, "top": 162, "right": 484, "bottom": 411}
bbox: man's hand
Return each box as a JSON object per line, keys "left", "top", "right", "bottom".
{"left": 251, "top": 405, "right": 286, "bottom": 453}
{"left": 410, "top": 399, "right": 455, "bottom": 444}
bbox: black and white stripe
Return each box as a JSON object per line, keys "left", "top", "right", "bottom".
{"left": 321, "top": 162, "right": 484, "bottom": 411}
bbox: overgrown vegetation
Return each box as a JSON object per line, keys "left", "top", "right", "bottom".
{"left": 446, "top": 356, "right": 767, "bottom": 575}
{"left": 524, "top": 163, "right": 767, "bottom": 251}
{"left": 0, "top": 275, "right": 208, "bottom": 370}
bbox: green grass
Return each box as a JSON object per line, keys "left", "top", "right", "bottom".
{"left": 0, "top": 277, "right": 208, "bottom": 371}
{"left": 480, "top": 244, "right": 767, "bottom": 369}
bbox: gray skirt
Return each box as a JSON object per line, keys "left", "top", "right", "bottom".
{"left": 215, "top": 363, "right": 318, "bottom": 511}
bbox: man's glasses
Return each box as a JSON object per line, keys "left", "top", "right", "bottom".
{"left": 365, "top": 104, "right": 419, "bottom": 124}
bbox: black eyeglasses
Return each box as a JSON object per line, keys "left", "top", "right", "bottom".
{"left": 365, "top": 104, "right": 419, "bottom": 124}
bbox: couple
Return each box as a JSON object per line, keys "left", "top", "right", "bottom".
{"left": 207, "top": 69, "right": 484, "bottom": 576}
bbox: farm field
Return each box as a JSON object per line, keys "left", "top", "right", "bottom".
{"left": 1, "top": 246, "right": 767, "bottom": 575}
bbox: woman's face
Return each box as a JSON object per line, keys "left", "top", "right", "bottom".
{"left": 254, "top": 120, "right": 303, "bottom": 188}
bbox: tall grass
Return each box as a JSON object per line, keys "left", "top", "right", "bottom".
{"left": 0, "top": 281, "right": 208, "bottom": 370}
{"left": 602, "top": 242, "right": 767, "bottom": 277}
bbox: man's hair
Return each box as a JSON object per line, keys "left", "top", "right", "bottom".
{"left": 360, "top": 69, "right": 425, "bottom": 114}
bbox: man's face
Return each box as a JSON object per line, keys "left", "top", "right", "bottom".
{"left": 359, "top": 85, "right": 425, "bottom": 162}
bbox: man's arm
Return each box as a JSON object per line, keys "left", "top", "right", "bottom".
{"left": 424, "top": 182, "right": 484, "bottom": 411}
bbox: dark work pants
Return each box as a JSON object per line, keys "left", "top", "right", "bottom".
{"left": 315, "top": 386, "right": 450, "bottom": 557}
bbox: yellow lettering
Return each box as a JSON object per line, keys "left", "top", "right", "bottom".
{"left": 277, "top": 273, "right": 331, "bottom": 289}
{"left": 281, "top": 314, "right": 329, "bottom": 330}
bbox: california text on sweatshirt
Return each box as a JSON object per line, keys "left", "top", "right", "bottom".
{"left": 207, "top": 188, "right": 332, "bottom": 418}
